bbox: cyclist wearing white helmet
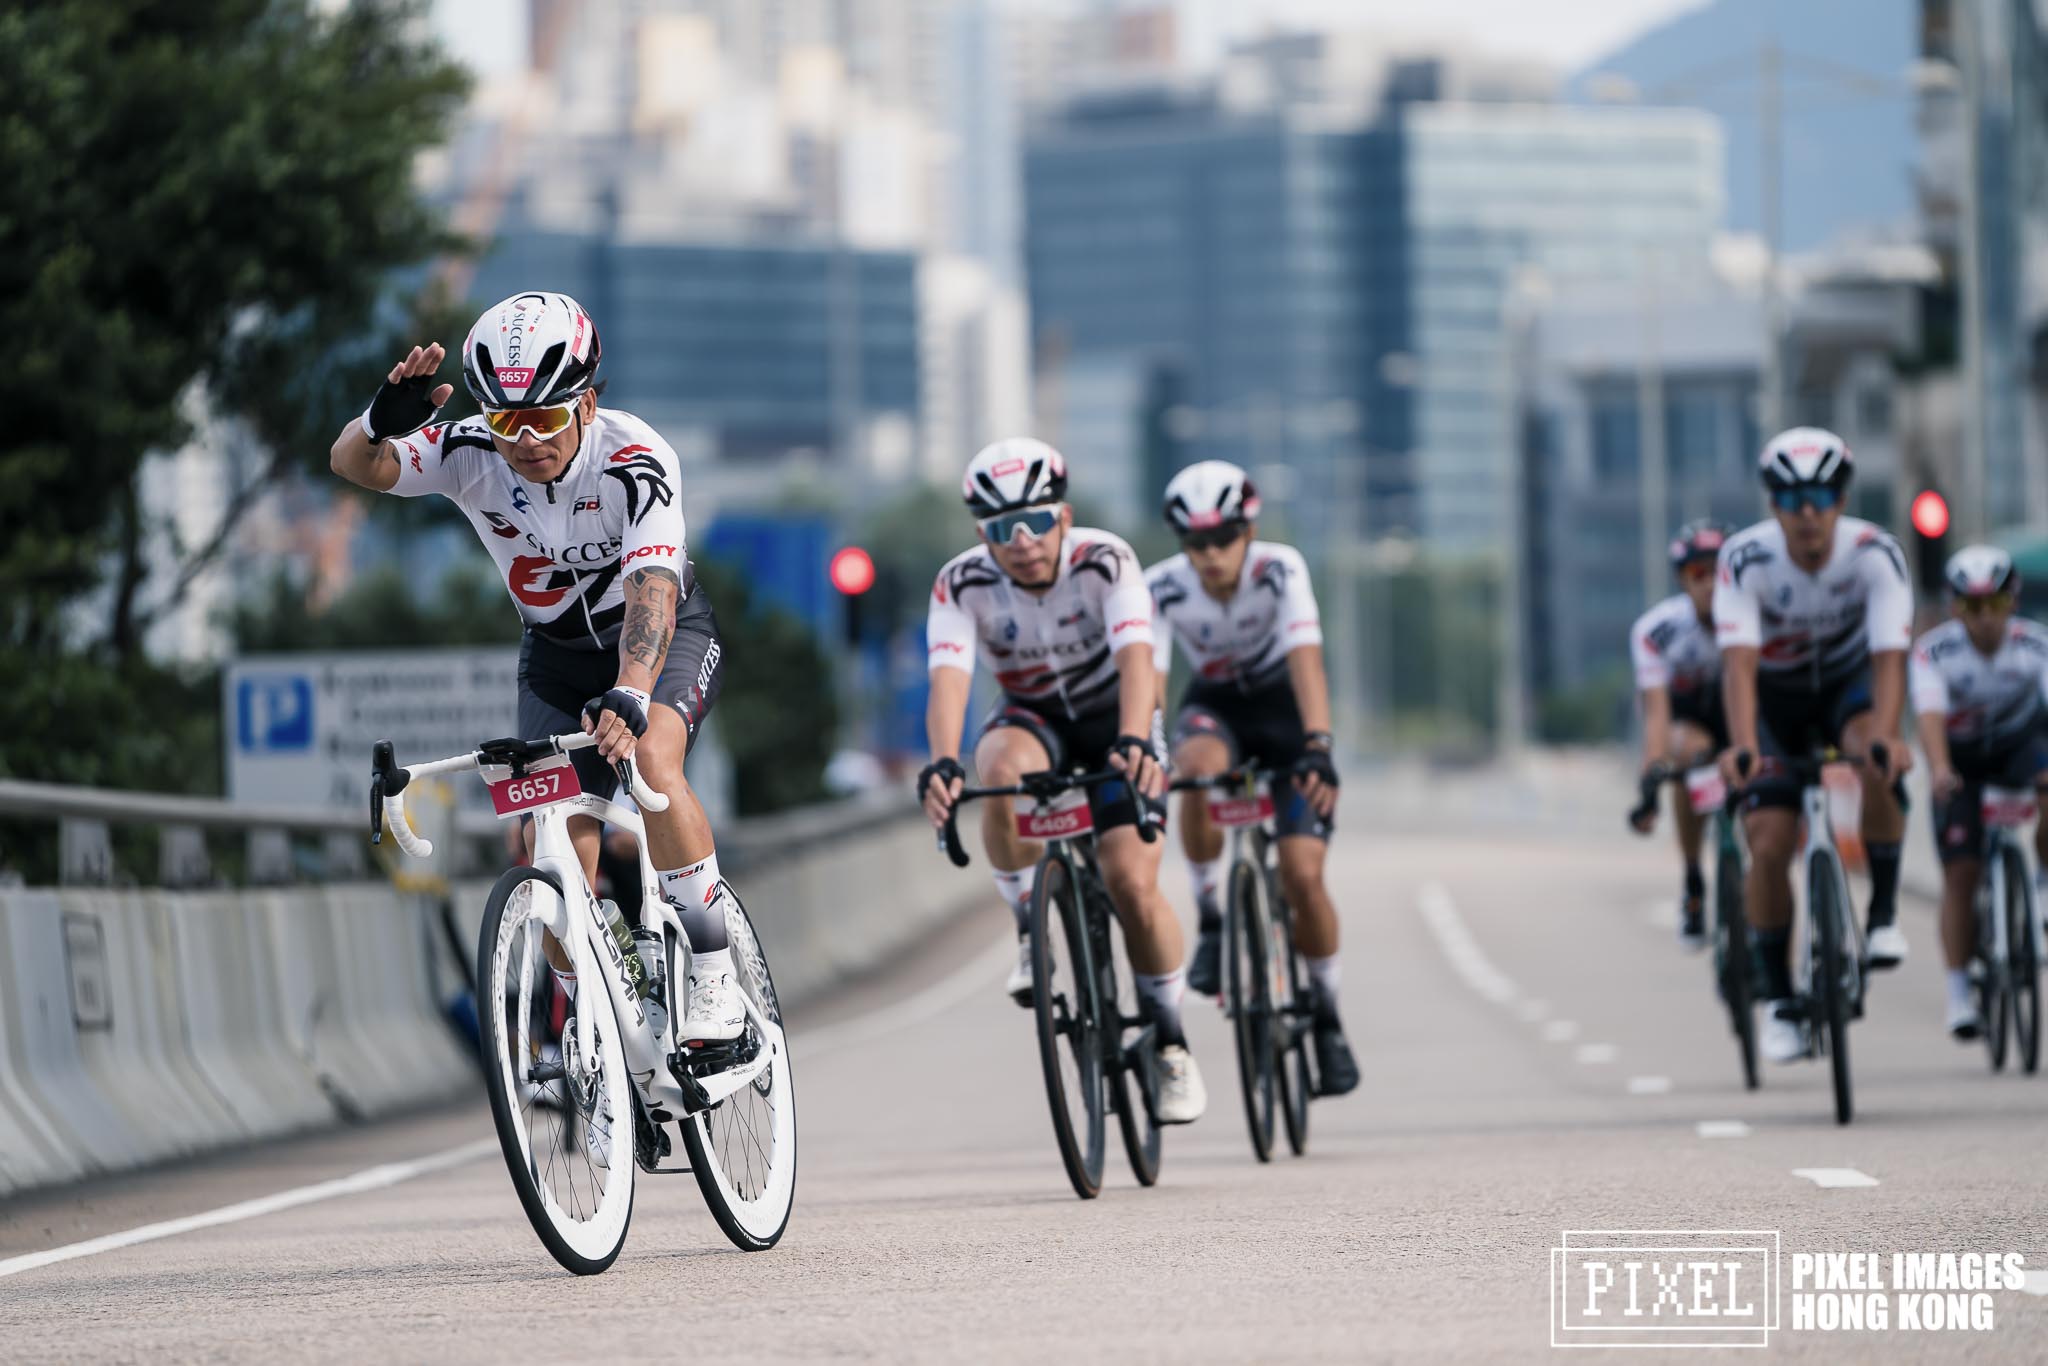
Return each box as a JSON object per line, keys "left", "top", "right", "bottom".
{"left": 918, "top": 437, "right": 1206, "bottom": 1123}
{"left": 1628, "top": 519, "right": 1734, "bottom": 951}
{"left": 1714, "top": 426, "right": 1915, "bottom": 1065}
{"left": 1144, "top": 460, "right": 1357, "bottom": 1096}
{"left": 329, "top": 292, "right": 746, "bottom": 1048}
{"left": 1910, "top": 545, "right": 2048, "bottom": 1040}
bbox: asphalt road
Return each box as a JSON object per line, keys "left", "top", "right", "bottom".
{"left": 6, "top": 757, "right": 2048, "bottom": 1363}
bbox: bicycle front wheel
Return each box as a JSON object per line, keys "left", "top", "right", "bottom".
{"left": 1808, "top": 854, "right": 1854, "bottom": 1126}
{"left": 679, "top": 889, "right": 797, "bottom": 1251}
{"left": 1983, "top": 865, "right": 2013, "bottom": 1073}
{"left": 1714, "top": 833, "right": 1757, "bottom": 1091}
{"left": 1270, "top": 873, "right": 1311, "bottom": 1157}
{"left": 1225, "top": 856, "right": 1278, "bottom": 1162}
{"left": 2006, "top": 842, "right": 2042, "bottom": 1075}
{"left": 1100, "top": 911, "right": 1161, "bottom": 1188}
{"left": 1031, "top": 855, "right": 1107, "bottom": 1199}
{"left": 478, "top": 868, "right": 636, "bottom": 1275}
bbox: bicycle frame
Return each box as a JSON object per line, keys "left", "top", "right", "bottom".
{"left": 377, "top": 734, "right": 783, "bottom": 1118}
{"left": 1794, "top": 775, "right": 1864, "bottom": 1017}
{"left": 1979, "top": 788, "right": 2044, "bottom": 975}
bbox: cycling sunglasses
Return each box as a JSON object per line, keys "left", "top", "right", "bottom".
{"left": 1181, "top": 522, "right": 1248, "bottom": 553}
{"left": 1771, "top": 485, "right": 1840, "bottom": 513}
{"left": 979, "top": 507, "right": 1059, "bottom": 545}
{"left": 1961, "top": 591, "right": 2015, "bottom": 615}
{"left": 483, "top": 400, "right": 578, "bottom": 441}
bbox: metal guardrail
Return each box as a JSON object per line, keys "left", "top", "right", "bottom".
{"left": 0, "top": 776, "right": 921, "bottom": 888}
{"left": 0, "top": 778, "right": 499, "bottom": 888}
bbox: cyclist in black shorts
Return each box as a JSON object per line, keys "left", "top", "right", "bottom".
{"left": 1146, "top": 461, "right": 1356, "bottom": 1096}
{"left": 1627, "top": 520, "right": 1733, "bottom": 950}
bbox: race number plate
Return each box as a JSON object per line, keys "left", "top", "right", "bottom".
{"left": 485, "top": 753, "right": 582, "bottom": 818}
{"left": 1685, "top": 765, "right": 1726, "bottom": 815}
{"left": 1016, "top": 789, "right": 1094, "bottom": 840}
{"left": 1982, "top": 785, "right": 2038, "bottom": 828}
{"left": 1207, "top": 791, "right": 1274, "bottom": 828}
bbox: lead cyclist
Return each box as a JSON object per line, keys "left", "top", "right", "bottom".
{"left": 328, "top": 291, "right": 744, "bottom": 1049}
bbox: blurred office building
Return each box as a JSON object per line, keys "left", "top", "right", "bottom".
{"left": 1023, "top": 34, "right": 1723, "bottom": 557}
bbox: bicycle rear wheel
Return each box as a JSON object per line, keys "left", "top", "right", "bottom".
{"left": 679, "top": 889, "right": 797, "bottom": 1250}
{"left": 1031, "top": 856, "right": 1107, "bottom": 1199}
{"left": 1270, "top": 876, "right": 1312, "bottom": 1157}
{"left": 1225, "top": 856, "right": 1277, "bottom": 1162}
{"left": 1714, "top": 834, "right": 1758, "bottom": 1091}
{"left": 478, "top": 868, "right": 635, "bottom": 1274}
{"left": 1808, "top": 854, "right": 1854, "bottom": 1126}
{"left": 2006, "top": 843, "right": 2042, "bottom": 1075}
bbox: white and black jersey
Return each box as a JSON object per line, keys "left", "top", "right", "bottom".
{"left": 925, "top": 528, "right": 1155, "bottom": 720}
{"left": 387, "top": 407, "right": 692, "bottom": 652}
{"left": 1629, "top": 593, "right": 1719, "bottom": 699}
{"left": 1712, "top": 516, "right": 1913, "bottom": 689}
{"left": 1145, "top": 542, "right": 1322, "bottom": 692}
{"left": 1910, "top": 618, "right": 2048, "bottom": 752}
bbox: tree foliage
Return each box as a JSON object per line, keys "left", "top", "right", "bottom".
{"left": 0, "top": 0, "right": 471, "bottom": 659}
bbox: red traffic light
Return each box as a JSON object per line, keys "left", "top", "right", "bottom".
{"left": 829, "top": 546, "right": 876, "bottom": 596}
{"left": 1910, "top": 489, "right": 1950, "bottom": 540}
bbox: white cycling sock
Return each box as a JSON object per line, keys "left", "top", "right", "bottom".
{"left": 1946, "top": 967, "right": 1972, "bottom": 1013}
{"left": 1135, "top": 968, "right": 1187, "bottom": 1046}
{"left": 992, "top": 865, "right": 1037, "bottom": 935}
{"left": 1306, "top": 953, "right": 1341, "bottom": 1009}
{"left": 690, "top": 946, "right": 735, "bottom": 984}
{"left": 1186, "top": 852, "right": 1230, "bottom": 929}
{"left": 659, "top": 853, "right": 731, "bottom": 953}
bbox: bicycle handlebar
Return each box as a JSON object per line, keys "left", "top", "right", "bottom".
{"left": 370, "top": 731, "right": 669, "bottom": 858}
{"left": 935, "top": 766, "right": 1156, "bottom": 869}
{"left": 1166, "top": 762, "right": 1265, "bottom": 796}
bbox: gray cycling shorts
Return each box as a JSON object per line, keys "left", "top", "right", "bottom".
{"left": 516, "top": 590, "right": 724, "bottom": 800}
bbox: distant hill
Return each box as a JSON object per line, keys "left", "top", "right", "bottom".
{"left": 1567, "top": 0, "right": 1917, "bottom": 251}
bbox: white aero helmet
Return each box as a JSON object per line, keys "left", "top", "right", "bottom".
{"left": 962, "top": 437, "right": 1068, "bottom": 518}
{"left": 1758, "top": 426, "right": 1852, "bottom": 493}
{"left": 1945, "top": 545, "right": 2018, "bottom": 597}
{"left": 461, "top": 291, "right": 602, "bottom": 410}
{"left": 1162, "top": 460, "right": 1261, "bottom": 535}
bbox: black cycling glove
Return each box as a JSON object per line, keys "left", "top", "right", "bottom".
{"left": 360, "top": 371, "right": 446, "bottom": 445}
{"left": 1293, "top": 749, "right": 1339, "bottom": 789}
{"left": 1112, "top": 734, "right": 1157, "bottom": 769}
{"left": 918, "top": 756, "right": 966, "bottom": 802}
{"left": 584, "top": 686, "right": 651, "bottom": 738}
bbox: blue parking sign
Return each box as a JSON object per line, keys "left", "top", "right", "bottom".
{"left": 236, "top": 676, "right": 314, "bottom": 752}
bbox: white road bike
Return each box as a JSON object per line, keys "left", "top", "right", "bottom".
{"left": 371, "top": 731, "right": 795, "bottom": 1273}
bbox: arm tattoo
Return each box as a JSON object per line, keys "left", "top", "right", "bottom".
{"left": 620, "top": 565, "right": 679, "bottom": 677}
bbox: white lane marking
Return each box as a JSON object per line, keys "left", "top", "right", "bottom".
{"left": 1574, "top": 1043, "right": 1617, "bottom": 1065}
{"left": 2020, "top": 1270, "right": 2048, "bottom": 1296}
{"left": 0, "top": 1137, "right": 499, "bottom": 1281}
{"left": 1793, "top": 1167, "right": 1880, "bottom": 1188}
{"left": 0, "top": 929, "right": 1017, "bottom": 1281}
{"left": 1697, "top": 1120, "right": 1751, "bottom": 1138}
{"left": 1541, "top": 1020, "right": 1579, "bottom": 1043}
{"left": 798, "top": 931, "right": 1017, "bottom": 1059}
{"left": 1417, "top": 882, "right": 1522, "bottom": 1007}
{"left": 1627, "top": 1075, "right": 1673, "bottom": 1095}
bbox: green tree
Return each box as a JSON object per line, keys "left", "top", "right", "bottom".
{"left": 0, "top": 0, "right": 472, "bottom": 662}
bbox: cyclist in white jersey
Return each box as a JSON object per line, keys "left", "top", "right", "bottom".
{"left": 1627, "top": 520, "right": 1732, "bottom": 950}
{"left": 328, "top": 291, "right": 744, "bottom": 1047}
{"left": 918, "top": 438, "right": 1206, "bottom": 1124}
{"left": 1144, "top": 461, "right": 1357, "bottom": 1096}
{"left": 1713, "top": 427, "right": 1914, "bottom": 1064}
{"left": 1910, "top": 546, "right": 2048, "bottom": 1039}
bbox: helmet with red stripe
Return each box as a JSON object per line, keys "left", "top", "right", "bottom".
{"left": 461, "top": 292, "right": 602, "bottom": 410}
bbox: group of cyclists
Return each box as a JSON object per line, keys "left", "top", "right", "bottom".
{"left": 335, "top": 290, "right": 1356, "bottom": 1143}
{"left": 1629, "top": 426, "right": 2048, "bottom": 1060}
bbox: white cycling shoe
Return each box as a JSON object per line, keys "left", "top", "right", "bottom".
{"left": 1149, "top": 1043, "right": 1208, "bottom": 1124}
{"left": 1866, "top": 923, "right": 1908, "bottom": 971}
{"left": 682, "top": 969, "right": 745, "bottom": 1044}
{"left": 1947, "top": 997, "right": 1983, "bottom": 1041}
{"left": 1759, "top": 1001, "right": 1810, "bottom": 1064}
{"left": 1006, "top": 936, "right": 1034, "bottom": 1008}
